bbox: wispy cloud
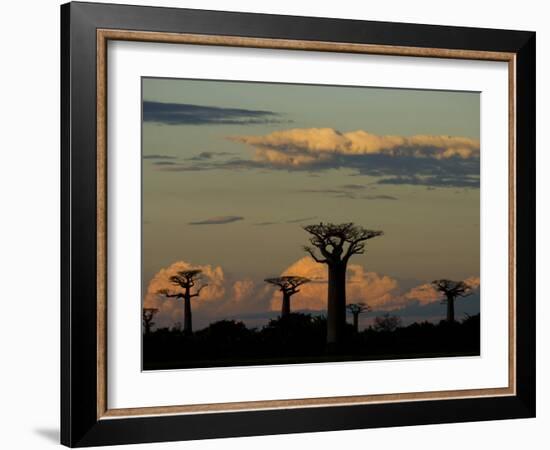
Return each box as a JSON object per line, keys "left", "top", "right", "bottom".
{"left": 143, "top": 154, "right": 177, "bottom": 160}
{"left": 340, "top": 184, "right": 368, "bottom": 190}
{"left": 186, "top": 151, "right": 234, "bottom": 161}
{"left": 143, "top": 101, "right": 289, "bottom": 126}
{"left": 377, "top": 175, "right": 479, "bottom": 188}
{"left": 254, "top": 216, "right": 317, "bottom": 226}
{"left": 295, "top": 187, "right": 397, "bottom": 201}
{"left": 188, "top": 216, "right": 244, "bottom": 225}
{"left": 362, "top": 195, "right": 398, "bottom": 200}
{"left": 285, "top": 216, "right": 317, "bottom": 224}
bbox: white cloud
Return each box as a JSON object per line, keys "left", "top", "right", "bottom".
{"left": 230, "top": 128, "right": 480, "bottom": 168}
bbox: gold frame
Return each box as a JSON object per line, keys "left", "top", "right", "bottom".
{"left": 96, "top": 29, "right": 516, "bottom": 420}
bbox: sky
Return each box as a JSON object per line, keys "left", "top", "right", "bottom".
{"left": 142, "top": 77, "right": 481, "bottom": 330}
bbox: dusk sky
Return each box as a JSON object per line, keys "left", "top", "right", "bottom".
{"left": 142, "top": 77, "right": 481, "bottom": 330}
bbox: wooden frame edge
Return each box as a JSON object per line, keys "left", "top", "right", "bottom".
{"left": 95, "top": 28, "right": 517, "bottom": 420}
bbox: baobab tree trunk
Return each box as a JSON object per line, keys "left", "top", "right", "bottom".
{"left": 352, "top": 312, "right": 359, "bottom": 334}
{"left": 446, "top": 296, "right": 455, "bottom": 323}
{"left": 327, "top": 263, "right": 347, "bottom": 346}
{"left": 281, "top": 292, "right": 291, "bottom": 318}
{"left": 183, "top": 293, "right": 193, "bottom": 333}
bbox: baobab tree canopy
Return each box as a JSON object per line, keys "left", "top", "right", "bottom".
{"left": 158, "top": 269, "right": 208, "bottom": 333}
{"left": 303, "top": 222, "right": 383, "bottom": 265}
{"left": 169, "top": 269, "right": 204, "bottom": 289}
{"left": 432, "top": 279, "right": 472, "bottom": 323}
{"left": 346, "top": 303, "right": 371, "bottom": 315}
{"left": 432, "top": 279, "right": 472, "bottom": 298}
{"left": 264, "top": 276, "right": 311, "bottom": 293}
{"left": 265, "top": 276, "right": 311, "bottom": 317}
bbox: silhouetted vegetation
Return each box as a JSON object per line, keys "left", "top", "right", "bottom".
{"left": 143, "top": 313, "right": 480, "bottom": 370}
{"left": 142, "top": 308, "right": 159, "bottom": 335}
{"left": 143, "top": 222, "right": 479, "bottom": 370}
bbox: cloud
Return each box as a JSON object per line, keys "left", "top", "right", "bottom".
{"left": 157, "top": 129, "right": 479, "bottom": 188}
{"left": 186, "top": 151, "right": 234, "bottom": 161}
{"left": 295, "top": 187, "right": 396, "bottom": 201}
{"left": 144, "top": 260, "right": 227, "bottom": 325}
{"left": 285, "top": 216, "right": 318, "bottom": 223}
{"left": 377, "top": 175, "right": 479, "bottom": 188}
{"left": 143, "top": 101, "right": 288, "bottom": 125}
{"left": 144, "top": 259, "right": 481, "bottom": 330}
{"left": 143, "top": 154, "right": 177, "bottom": 160}
{"left": 230, "top": 128, "right": 479, "bottom": 162}
{"left": 188, "top": 216, "right": 244, "bottom": 225}
{"left": 267, "top": 257, "right": 405, "bottom": 312}
{"left": 361, "top": 195, "right": 398, "bottom": 200}
{"left": 254, "top": 216, "right": 317, "bottom": 226}
{"left": 226, "top": 128, "right": 480, "bottom": 188}
{"left": 404, "top": 276, "right": 481, "bottom": 305}
{"left": 144, "top": 260, "right": 274, "bottom": 329}
{"left": 340, "top": 184, "right": 368, "bottom": 190}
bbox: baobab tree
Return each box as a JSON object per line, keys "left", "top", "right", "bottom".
{"left": 142, "top": 307, "right": 159, "bottom": 335}
{"left": 264, "top": 276, "right": 311, "bottom": 318}
{"left": 432, "top": 279, "right": 473, "bottom": 323}
{"left": 303, "top": 222, "right": 383, "bottom": 346}
{"left": 158, "top": 269, "right": 207, "bottom": 334}
{"left": 346, "top": 303, "right": 371, "bottom": 334}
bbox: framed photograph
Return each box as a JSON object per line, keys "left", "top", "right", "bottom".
{"left": 61, "top": 2, "right": 536, "bottom": 447}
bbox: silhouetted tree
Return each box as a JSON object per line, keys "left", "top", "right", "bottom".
{"left": 303, "top": 222, "right": 383, "bottom": 346}
{"left": 432, "top": 279, "right": 473, "bottom": 323}
{"left": 142, "top": 307, "right": 159, "bottom": 335}
{"left": 373, "top": 313, "right": 402, "bottom": 332}
{"left": 158, "top": 269, "right": 207, "bottom": 334}
{"left": 264, "top": 276, "right": 311, "bottom": 317}
{"left": 346, "top": 303, "right": 371, "bottom": 333}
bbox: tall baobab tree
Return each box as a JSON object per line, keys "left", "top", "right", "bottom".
{"left": 142, "top": 307, "right": 159, "bottom": 335}
{"left": 158, "top": 269, "right": 207, "bottom": 334}
{"left": 346, "top": 303, "right": 371, "bottom": 334}
{"left": 264, "top": 276, "right": 311, "bottom": 318}
{"left": 303, "top": 222, "right": 383, "bottom": 346}
{"left": 432, "top": 279, "right": 473, "bottom": 323}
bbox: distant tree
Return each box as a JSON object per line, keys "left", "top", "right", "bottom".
{"left": 158, "top": 269, "right": 207, "bottom": 334}
{"left": 346, "top": 303, "right": 371, "bottom": 333}
{"left": 432, "top": 279, "right": 473, "bottom": 323}
{"left": 303, "top": 222, "right": 383, "bottom": 346}
{"left": 373, "top": 313, "right": 402, "bottom": 333}
{"left": 171, "top": 321, "right": 183, "bottom": 333}
{"left": 142, "top": 308, "right": 159, "bottom": 335}
{"left": 264, "top": 276, "right": 311, "bottom": 317}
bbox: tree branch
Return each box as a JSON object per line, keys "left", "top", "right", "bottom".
{"left": 304, "top": 246, "right": 327, "bottom": 264}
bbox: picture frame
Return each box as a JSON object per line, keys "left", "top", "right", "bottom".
{"left": 61, "top": 1, "right": 535, "bottom": 447}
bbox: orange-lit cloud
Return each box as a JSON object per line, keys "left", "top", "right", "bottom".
{"left": 268, "top": 257, "right": 405, "bottom": 312}
{"left": 144, "top": 260, "right": 226, "bottom": 324}
{"left": 230, "top": 128, "right": 480, "bottom": 167}
{"left": 404, "top": 276, "right": 481, "bottom": 305}
{"left": 145, "top": 259, "right": 480, "bottom": 329}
